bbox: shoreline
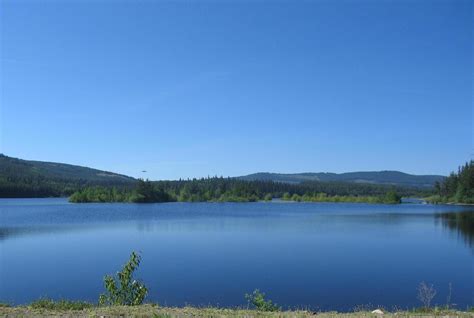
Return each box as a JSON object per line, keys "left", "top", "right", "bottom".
{"left": 2, "top": 196, "right": 472, "bottom": 206}
{"left": 1, "top": 304, "right": 473, "bottom": 318}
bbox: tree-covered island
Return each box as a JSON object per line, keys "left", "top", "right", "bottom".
{"left": 69, "top": 178, "right": 405, "bottom": 204}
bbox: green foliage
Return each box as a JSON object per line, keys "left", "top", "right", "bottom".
{"left": 70, "top": 177, "right": 410, "bottom": 204}
{"left": 245, "top": 289, "right": 280, "bottom": 312}
{"left": 291, "top": 193, "right": 302, "bottom": 202}
{"left": 431, "top": 161, "right": 474, "bottom": 204}
{"left": 98, "top": 252, "right": 148, "bottom": 306}
{"left": 30, "top": 298, "right": 93, "bottom": 310}
{"left": 0, "top": 303, "right": 10, "bottom": 308}
{"left": 383, "top": 190, "right": 402, "bottom": 204}
{"left": 131, "top": 179, "right": 174, "bottom": 203}
{"left": 69, "top": 187, "right": 129, "bottom": 203}
{"left": 281, "top": 190, "right": 401, "bottom": 204}
{"left": 69, "top": 180, "right": 174, "bottom": 203}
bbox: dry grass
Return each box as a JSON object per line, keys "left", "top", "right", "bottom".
{"left": 1, "top": 305, "right": 473, "bottom": 318}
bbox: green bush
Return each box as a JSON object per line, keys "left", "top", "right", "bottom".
{"left": 245, "top": 289, "right": 280, "bottom": 312}
{"left": 98, "top": 251, "right": 148, "bottom": 306}
{"left": 383, "top": 190, "right": 401, "bottom": 204}
{"left": 290, "top": 193, "right": 302, "bottom": 202}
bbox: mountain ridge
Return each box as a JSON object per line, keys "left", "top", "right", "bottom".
{"left": 0, "top": 154, "right": 136, "bottom": 183}
{"left": 0, "top": 154, "right": 136, "bottom": 197}
{"left": 238, "top": 171, "right": 445, "bottom": 188}
{"left": 0, "top": 154, "right": 444, "bottom": 197}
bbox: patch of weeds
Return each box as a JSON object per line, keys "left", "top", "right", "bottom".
{"left": 153, "top": 314, "right": 172, "bottom": 318}
{"left": 353, "top": 304, "right": 374, "bottom": 312}
{"left": 30, "top": 298, "right": 93, "bottom": 310}
{"left": 411, "top": 307, "right": 433, "bottom": 313}
{"left": 417, "top": 282, "right": 436, "bottom": 309}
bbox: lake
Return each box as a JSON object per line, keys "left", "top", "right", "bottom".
{"left": 0, "top": 198, "right": 472, "bottom": 311}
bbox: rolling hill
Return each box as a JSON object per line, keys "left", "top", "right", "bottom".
{"left": 0, "top": 154, "right": 444, "bottom": 198}
{"left": 0, "top": 154, "right": 136, "bottom": 197}
{"left": 0, "top": 154, "right": 135, "bottom": 183}
{"left": 238, "top": 171, "right": 445, "bottom": 188}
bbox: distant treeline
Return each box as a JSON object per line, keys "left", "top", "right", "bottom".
{"left": 70, "top": 180, "right": 172, "bottom": 203}
{"left": 428, "top": 161, "right": 474, "bottom": 204}
{"left": 69, "top": 178, "right": 416, "bottom": 204}
{"left": 281, "top": 191, "right": 401, "bottom": 204}
{"left": 0, "top": 176, "right": 133, "bottom": 198}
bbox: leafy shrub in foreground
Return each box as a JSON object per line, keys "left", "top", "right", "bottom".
{"left": 98, "top": 251, "right": 148, "bottom": 306}
{"left": 245, "top": 289, "right": 280, "bottom": 312}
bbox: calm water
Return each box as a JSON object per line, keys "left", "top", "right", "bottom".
{"left": 0, "top": 198, "right": 473, "bottom": 311}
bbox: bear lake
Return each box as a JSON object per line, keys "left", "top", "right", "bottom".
{"left": 0, "top": 198, "right": 472, "bottom": 311}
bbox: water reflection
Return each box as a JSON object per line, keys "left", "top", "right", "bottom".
{"left": 436, "top": 211, "right": 474, "bottom": 249}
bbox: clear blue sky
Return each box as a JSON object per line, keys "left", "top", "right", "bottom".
{"left": 1, "top": 0, "right": 472, "bottom": 180}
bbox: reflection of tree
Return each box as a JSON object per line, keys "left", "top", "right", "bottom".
{"left": 436, "top": 211, "right": 474, "bottom": 249}
{"left": 0, "top": 226, "right": 60, "bottom": 241}
{"left": 0, "top": 225, "right": 92, "bottom": 241}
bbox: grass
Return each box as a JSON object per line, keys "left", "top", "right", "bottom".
{"left": 30, "top": 298, "right": 94, "bottom": 310}
{"left": 1, "top": 303, "right": 473, "bottom": 318}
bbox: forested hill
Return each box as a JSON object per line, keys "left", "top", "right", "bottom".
{"left": 0, "top": 154, "right": 136, "bottom": 197}
{"left": 238, "top": 171, "right": 444, "bottom": 188}
{"left": 1, "top": 154, "right": 441, "bottom": 199}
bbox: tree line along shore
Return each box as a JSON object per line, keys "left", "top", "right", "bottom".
{"left": 2, "top": 154, "right": 472, "bottom": 205}
{"left": 68, "top": 161, "right": 474, "bottom": 205}
{"left": 68, "top": 178, "right": 405, "bottom": 204}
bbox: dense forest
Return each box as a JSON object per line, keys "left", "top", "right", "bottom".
{"left": 429, "top": 161, "right": 474, "bottom": 204}
{"left": 69, "top": 177, "right": 419, "bottom": 204}
{"left": 69, "top": 179, "right": 172, "bottom": 203}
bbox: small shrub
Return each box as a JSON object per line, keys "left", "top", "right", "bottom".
{"left": 0, "top": 303, "right": 10, "bottom": 308}
{"left": 264, "top": 194, "right": 273, "bottom": 201}
{"left": 98, "top": 251, "right": 148, "bottom": 306}
{"left": 30, "top": 298, "right": 93, "bottom": 310}
{"left": 417, "top": 282, "right": 437, "bottom": 309}
{"left": 245, "top": 289, "right": 280, "bottom": 312}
